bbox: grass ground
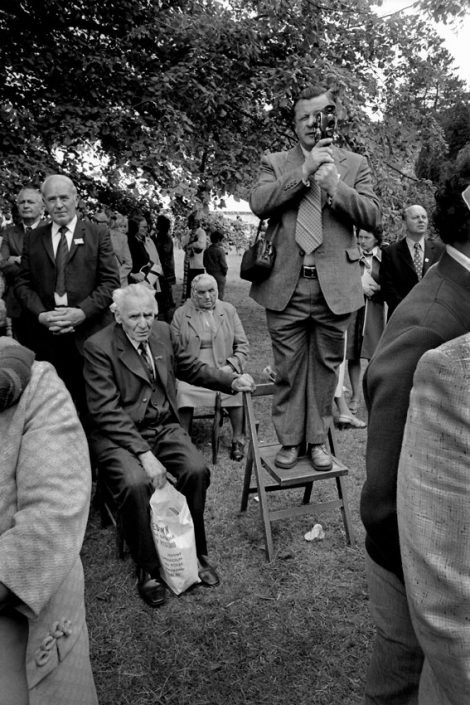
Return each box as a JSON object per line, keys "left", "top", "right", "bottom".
{"left": 84, "top": 251, "right": 373, "bottom": 705}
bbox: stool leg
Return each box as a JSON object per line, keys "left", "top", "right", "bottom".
{"left": 336, "top": 475, "right": 355, "bottom": 546}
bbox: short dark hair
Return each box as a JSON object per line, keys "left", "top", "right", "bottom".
{"left": 292, "top": 84, "right": 338, "bottom": 115}
{"left": 433, "top": 147, "right": 470, "bottom": 244}
{"left": 210, "top": 230, "right": 224, "bottom": 243}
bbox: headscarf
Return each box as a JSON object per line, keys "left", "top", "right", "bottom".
{"left": 190, "top": 273, "right": 219, "bottom": 311}
{"left": 0, "top": 339, "right": 35, "bottom": 411}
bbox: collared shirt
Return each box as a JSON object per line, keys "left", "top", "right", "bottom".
{"left": 125, "top": 335, "right": 156, "bottom": 378}
{"left": 405, "top": 236, "right": 425, "bottom": 261}
{"left": 52, "top": 216, "right": 77, "bottom": 306}
{"left": 446, "top": 244, "right": 470, "bottom": 273}
{"left": 23, "top": 218, "right": 42, "bottom": 231}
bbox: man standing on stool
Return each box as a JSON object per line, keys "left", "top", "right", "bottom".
{"left": 249, "top": 83, "right": 381, "bottom": 471}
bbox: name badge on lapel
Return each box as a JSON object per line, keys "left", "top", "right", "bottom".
{"left": 73, "top": 238, "right": 84, "bottom": 245}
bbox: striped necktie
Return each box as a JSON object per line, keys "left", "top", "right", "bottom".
{"left": 295, "top": 181, "right": 322, "bottom": 254}
{"left": 55, "top": 226, "right": 69, "bottom": 296}
{"left": 138, "top": 343, "right": 155, "bottom": 381}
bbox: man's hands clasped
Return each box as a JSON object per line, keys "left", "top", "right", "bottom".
{"left": 39, "top": 307, "right": 86, "bottom": 334}
{"left": 231, "top": 373, "right": 256, "bottom": 393}
{"left": 302, "top": 137, "right": 340, "bottom": 198}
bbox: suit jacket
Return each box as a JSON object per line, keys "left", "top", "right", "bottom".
{"left": 249, "top": 144, "right": 381, "bottom": 314}
{"left": 15, "top": 219, "right": 120, "bottom": 347}
{"left": 360, "top": 252, "right": 470, "bottom": 581}
{"left": 0, "top": 355, "right": 97, "bottom": 703}
{"left": 0, "top": 223, "right": 27, "bottom": 317}
{"left": 397, "top": 333, "right": 470, "bottom": 705}
{"left": 83, "top": 321, "right": 237, "bottom": 458}
{"left": 171, "top": 299, "right": 248, "bottom": 373}
{"left": 380, "top": 237, "right": 444, "bottom": 317}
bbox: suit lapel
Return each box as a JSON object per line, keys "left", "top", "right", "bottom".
{"left": 68, "top": 220, "right": 86, "bottom": 263}
{"left": 148, "top": 328, "right": 168, "bottom": 390}
{"left": 116, "top": 326, "right": 149, "bottom": 384}
{"left": 39, "top": 223, "right": 55, "bottom": 265}
{"left": 397, "top": 238, "right": 416, "bottom": 275}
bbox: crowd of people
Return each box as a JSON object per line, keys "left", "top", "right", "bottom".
{"left": 1, "top": 79, "right": 469, "bottom": 705}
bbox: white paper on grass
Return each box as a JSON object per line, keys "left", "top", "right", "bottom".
{"left": 150, "top": 483, "right": 200, "bottom": 595}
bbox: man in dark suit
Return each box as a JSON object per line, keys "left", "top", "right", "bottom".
{"left": 83, "top": 283, "right": 255, "bottom": 607}
{"left": 360, "top": 168, "right": 470, "bottom": 704}
{"left": 380, "top": 204, "right": 444, "bottom": 318}
{"left": 249, "top": 83, "right": 381, "bottom": 471}
{"left": 15, "top": 174, "right": 120, "bottom": 412}
{"left": 0, "top": 186, "right": 44, "bottom": 343}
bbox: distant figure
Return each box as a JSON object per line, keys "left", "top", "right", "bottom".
{"left": 203, "top": 230, "right": 228, "bottom": 299}
{"left": 380, "top": 205, "right": 444, "bottom": 319}
{"left": 109, "top": 212, "right": 132, "bottom": 287}
{"left": 346, "top": 228, "right": 386, "bottom": 414}
{"left": 0, "top": 339, "right": 98, "bottom": 705}
{"left": 0, "top": 186, "right": 44, "bottom": 344}
{"left": 182, "top": 216, "right": 207, "bottom": 301}
{"left": 152, "top": 213, "right": 176, "bottom": 322}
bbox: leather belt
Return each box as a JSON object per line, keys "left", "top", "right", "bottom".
{"left": 301, "top": 265, "right": 317, "bottom": 279}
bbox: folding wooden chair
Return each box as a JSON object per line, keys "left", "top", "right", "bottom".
{"left": 240, "top": 383, "right": 355, "bottom": 561}
{"left": 190, "top": 391, "right": 224, "bottom": 464}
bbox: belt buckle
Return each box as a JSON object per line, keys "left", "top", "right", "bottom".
{"left": 303, "top": 265, "right": 316, "bottom": 279}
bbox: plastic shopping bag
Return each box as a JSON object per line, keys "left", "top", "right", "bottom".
{"left": 150, "top": 483, "right": 200, "bottom": 595}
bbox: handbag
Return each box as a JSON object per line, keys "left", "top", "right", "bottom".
{"left": 240, "top": 221, "right": 276, "bottom": 283}
{"left": 150, "top": 483, "right": 200, "bottom": 595}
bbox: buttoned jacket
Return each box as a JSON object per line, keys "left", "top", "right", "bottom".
{"left": 83, "top": 321, "right": 236, "bottom": 458}
{"left": 249, "top": 144, "right": 381, "bottom": 314}
{"left": 171, "top": 299, "right": 249, "bottom": 373}
{"left": 0, "top": 359, "right": 96, "bottom": 702}
{"left": 380, "top": 236, "right": 444, "bottom": 317}
{"left": 15, "top": 219, "right": 119, "bottom": 346}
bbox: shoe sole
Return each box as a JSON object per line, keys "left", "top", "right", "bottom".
{"left": 312, "top": 462, "right": 333, "bottom": 472}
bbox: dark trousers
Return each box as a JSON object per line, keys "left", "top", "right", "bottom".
{"left": 266, "top": 274, "right": 351, "bottom": 446}
{"left": 32, "top": 331, "right": 88, "bottom": 420}
{"left": 95, "top": 422, "right": 210, "bottom": 575}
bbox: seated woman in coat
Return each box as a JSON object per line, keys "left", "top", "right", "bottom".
{"left": 0, "top": 339, "right": 97, "bottom": 705}
{"left": 171, "top": 273, "right": 249, "bottom": 461}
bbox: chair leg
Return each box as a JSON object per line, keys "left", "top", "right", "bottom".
{"left": 336, "top": 475, "right": 355, "bottom": 546}
{"left": 240, "top": 444, "right": 253, "bottom": 512}
{"left": 212, "top": 393, "right": 222, "bottom": 464}
{"left": 302, "top": 482, "right": 313, "bottom": 504}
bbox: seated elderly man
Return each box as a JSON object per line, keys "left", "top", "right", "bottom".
{"left": 83, "top": 283, "right": 255, "bottom": 608}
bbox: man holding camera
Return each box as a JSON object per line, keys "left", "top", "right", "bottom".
{"left": 249, "top": 84, "right": 381, "bottom": 470}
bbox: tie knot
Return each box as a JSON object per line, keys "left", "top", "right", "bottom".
{"left": 414, "top": 242, "right": 421, "bottom": 251}
{"left": 59, "top": 226, "right": 67, "bottom": 236}
{"left": 139, "top": 343, "right": 147, "bottom": 355}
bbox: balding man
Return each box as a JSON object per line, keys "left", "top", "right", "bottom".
{"left": 380, "top": 205, "right": 444, "bottom": 318}
{"left": 0, "top": 187, "right": 44, "bottom": 343}
{"left": 15, "top": 174, "right": 119, "bottom": 413}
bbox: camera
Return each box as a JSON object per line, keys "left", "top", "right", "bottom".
{"left": 314, "top": 107, "right": 337, "bottom": 140}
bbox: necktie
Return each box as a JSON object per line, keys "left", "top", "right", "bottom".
{"left": 25, "top": 226, "right": 33, "bottom": 235}
{"left": 413, "top": 243, "right": 423, "bottom": 281}
{"left": 138, "top": 343, "right": 155, "bottom": 381}
{"left": 55, "top": 226, "right": 69, "bottom": 296}
{"left": 295, "top": 181, "right": 322, "bottom": 254}
{"left": 360, "top": 252, "right": 373, "bottom": 269}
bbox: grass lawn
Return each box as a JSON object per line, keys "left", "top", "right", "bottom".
{"left": 84, "top": 251, "right": 373, "bottom": 705}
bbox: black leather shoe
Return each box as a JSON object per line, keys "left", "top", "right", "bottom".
{"left": 230, "top": 440, "right": 245, "bottom": 461}
{"left": 197, "top": 555, "right": 220, "bottom": 587}
{"left": 310, "top": 444, "right": 333, "bottom": 472}
{"left": 274, "top": 445, "right": 300, "bottom": 469}
{"left": 137, "top": 570, "right": 167, "bottom": 608}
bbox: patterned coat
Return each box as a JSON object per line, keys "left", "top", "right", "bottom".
{"left": 398, "top": 333, "right": 470, "bottom": 703}
{"left": 0, "top": 355, "right": 98, "bottom": 704}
